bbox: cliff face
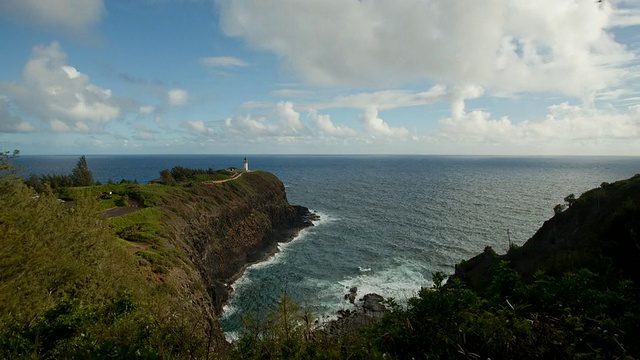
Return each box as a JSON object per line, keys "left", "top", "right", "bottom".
{"left": 160, "top": 171, "right": 314, "bottom": 312}
{"left": 454, "top": 174, "right": 640, "bottom": 291}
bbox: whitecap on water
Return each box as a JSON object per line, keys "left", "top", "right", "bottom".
{"left": 296, "top": 258, "right": 435, "bottom": 324}
{"left": 221, "top": 209, "right": 334, "bottom": 324}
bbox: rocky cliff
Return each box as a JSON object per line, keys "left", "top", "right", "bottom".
{"left": 453, "top": 174, "right": 640, "bottom": 291}
{"left": 159, "top": 171, "right": 315, "bottom": 312}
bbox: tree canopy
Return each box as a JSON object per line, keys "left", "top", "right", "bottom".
{"left": 71, "top": 155, "right": 94, "bottom": 186}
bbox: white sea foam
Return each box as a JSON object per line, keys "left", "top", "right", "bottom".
{"left": 232, "top": 209, "right": 327, "bottom": 275}
{"left": 306, "top": 259, "right": 434, "bottom": 323}
{"left": 221, "top": 209, "right": 334, "bottom": 332}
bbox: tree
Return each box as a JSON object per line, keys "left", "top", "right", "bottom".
{"left": 71, "top": 156, "right": 94, "bottom": 186}
{"left": 160, "top": 169, "right": 177, "bottom": 186}
{"left": 0, "top": 149, "right": 19, "bottom": 171}
{"left": 564, "top": 193, "right": 577, "bottom": 207}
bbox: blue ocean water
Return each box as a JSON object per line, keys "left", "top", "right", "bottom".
{"left": 12, "top": 155, "right": 640, "bottom": 335}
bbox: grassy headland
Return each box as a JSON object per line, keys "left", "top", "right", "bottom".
{"left": 1, "top": 159, "right": 313, "bottom": 358}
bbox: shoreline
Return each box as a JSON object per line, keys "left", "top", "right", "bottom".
{"left": 218, "top": 209, "right": 320, "bottom": 311}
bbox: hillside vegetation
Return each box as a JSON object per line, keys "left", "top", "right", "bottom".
{"left": 1, "top": 157, "right": 312, "bottom": 359}
{"left": 2, "top": 151, "right": 639, "bottom": 359}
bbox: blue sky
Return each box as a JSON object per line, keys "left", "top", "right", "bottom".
{"left": 1, "top": 0, "right": 639, "bottom": 155}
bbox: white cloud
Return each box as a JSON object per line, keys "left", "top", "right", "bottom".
{"left": 133, "top": 130, "right": 156, "bottom": 141}
{"left": 361, "top": 107, "right": 409, "bottom": 138}
{"left": 308, "top": 109, "right": 357, "bottom": 137}
{"left": 0, "top": 0, "right": 104, "bottom": 33}
{"left": 182, "top": 120, "right": 213, "bottom": 135}
{"left": 276, "top": 101, "right": 309, "bottom": 134}
{"left": 167, "top": 88, "right": 188, "bottom": 106}
{"left": 0, "top": 97, "right": 34, "bottom": 133}
{"left": 437, "top": 98, "right": 640, "bottom": 152}
{"left": 271, "top": 89, "right": 313, "bottom": 97}
{"left": 200, "top": 56, "right": 249, "bottom": 67}
{"left": 139, "top": 105, "right": 155, "bottom": 115}
{"left": 611, "top": 7, "right": 640, "bottom": 27}
{"left": 450, "top": 85, "right": 485, "bottom": 118}
{"left": 225, "top": 115, "right": 275, "bottom": 136}
{"left": 154, "top": 116, "right": 170, "bottom": 130}
{"left": 218, "top": 0, "right": 634, "bottom": 99}
{"left": 4, "top": 42, "right": 120, "bottom": 133}
{"left": 307, "top": 85, "right": 448, "bottom": 111}
{"left": 248, "top": 86, "right": 449, "bottom": 112}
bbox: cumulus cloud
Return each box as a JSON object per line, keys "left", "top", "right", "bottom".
{"left": 438, "top": 98, "right": 640, "bottom": 151}
{"left": 0, "top": 0, "right": 104, "bottom": 33}
{"left": 225, "top": 115, "right": 275, "bottom": 136}
{"left": 450, "top": 85, "right": 485, "bottom": 118}
{"left": 276, "top": 101, "right": 309, "bottom": 134}
{"left": 182, "top": 120, "right": 214, "bottom": 135}
{"left": 167, "top": 89, "right": 188, "bottom": 106}
{"left": 4, "top": 42, "right": 120, "bottom": 133}
{"left": 361, "top": 107, "right": 409, "bottom": 138}
{"left": 0, "top": 97, "right": 35, "bottom": 133}
{"left": 218, "top": 0, "right": 634, "bottom": 99}
{"left": 200, "top": 56, "right": 249, "bottom": 67}
{"left": 308, "top": 109, "right": 357, "bottom": 137}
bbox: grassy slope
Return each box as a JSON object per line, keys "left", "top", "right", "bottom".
{"left": 0, "top": 175, "right": 242, "bottom": 358}
{"left": 1, "top": 170, "right": 298, "bottom": 358}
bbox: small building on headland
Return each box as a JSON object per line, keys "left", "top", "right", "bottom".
{"left": 244, "top": 157, "right": 249, "bottom": 172}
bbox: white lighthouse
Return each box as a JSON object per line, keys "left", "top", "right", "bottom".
{"left": 243, "top": 157, "right": 249, "bottom": 172}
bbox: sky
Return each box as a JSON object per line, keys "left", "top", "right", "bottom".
{"left": 1, "top": 0, "right": 640, "bottom": 155}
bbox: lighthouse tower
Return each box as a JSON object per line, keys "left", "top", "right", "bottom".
{"left": 243, "top": 157, "right": 249, "bottom": 172}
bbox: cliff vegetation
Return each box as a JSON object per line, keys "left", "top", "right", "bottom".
{"left": 2, "top": 152, "right": 639, "bottom": 359}
{"left": 1, "top": 156, "right": 313, "bottom": 359}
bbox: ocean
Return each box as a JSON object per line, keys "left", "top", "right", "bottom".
{"left": 11, "top": 155, "right": 640, "bottom": 335}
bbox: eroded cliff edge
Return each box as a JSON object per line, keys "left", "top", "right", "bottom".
{"left": 452, "top": 174, "right": 640, "bottom": 292}
{"left": 157, "top": 171, "right": 315, "bottom": 313}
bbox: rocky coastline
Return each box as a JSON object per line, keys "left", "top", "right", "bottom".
{"left": 326, "top": 288, "right": 389, "bottom": 336}
{"left": 224, "top": 206, "right": 320, "bottom": 290}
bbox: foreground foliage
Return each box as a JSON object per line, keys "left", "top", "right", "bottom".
{"left": 4, "top": 153, "right": 639, "bottom": 359}
{"left": 232, "top": 265, "right": 639, "bottom": 359}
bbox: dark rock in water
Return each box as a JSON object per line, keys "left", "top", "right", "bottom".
{"left": 344, "top": 286, "right": 357, "bottom": 304}
{"left": 298, "top": 208, "right": 320, "bottom": 226}
{"left": 361, "top": 293, "right": 386, "bottom": 314}
{"left": 337, "top": 309, "right": 352, "bottom": 319}
{"left": 328, "top": 292, "right": 387, "bottom": 336}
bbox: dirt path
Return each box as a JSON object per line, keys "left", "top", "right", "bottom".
{"left": 202, "top": 172, "right": 244, "bottom": 186}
